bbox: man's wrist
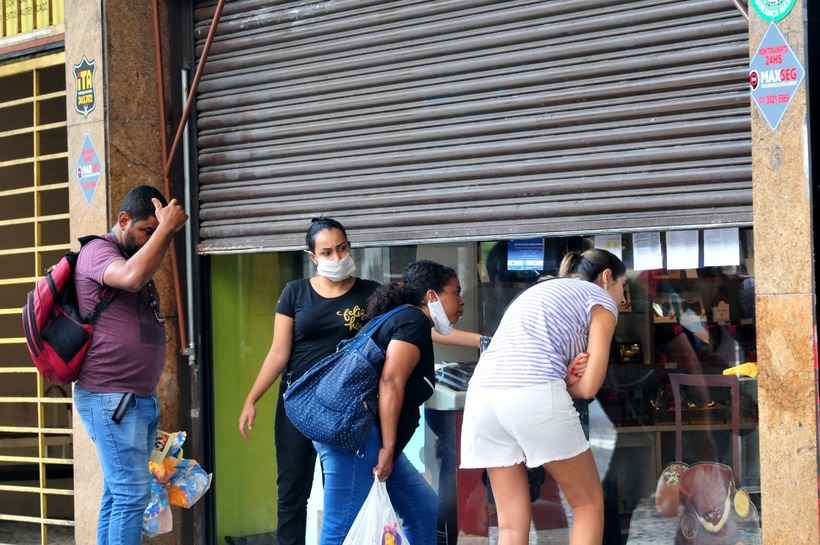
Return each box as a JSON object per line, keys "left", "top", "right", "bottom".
{"left": 154, "top": 222, "right": 174, "bottom": 237}
{"left": 154, "top": 223, "right": 176, "bottom": 241}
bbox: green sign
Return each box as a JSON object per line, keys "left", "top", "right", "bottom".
{"left": 751, "top": 0, "right": 797, "bottom": 21}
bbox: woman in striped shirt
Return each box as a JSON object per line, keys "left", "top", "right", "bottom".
{"left": 461, "top": 249, "right": 626, "bottom": 545}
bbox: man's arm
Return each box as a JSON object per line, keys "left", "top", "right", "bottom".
{"left": 103, "top": 198, "right": 187, "bottom": 292}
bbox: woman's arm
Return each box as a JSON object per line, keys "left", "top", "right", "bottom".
{"left": 431, "top": 328, "right": 481, "bottom": 348}
{"left": 239, "top": 313, "right": 294, "bottom": 438}
{"left": 374, "top": 339, "right": 421, "bottom": 480}
{"left": 567, "top": 306, "right": 617, "bottom": 400}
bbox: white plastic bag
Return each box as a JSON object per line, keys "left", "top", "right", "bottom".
{"left": 342, "top": 477, "right": 410, "bottom": 545}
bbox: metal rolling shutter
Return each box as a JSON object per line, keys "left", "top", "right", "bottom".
{"left": 193, "top": 0, "right": 751, "bottom": 253}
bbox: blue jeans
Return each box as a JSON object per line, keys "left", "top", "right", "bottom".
{"left": 74, "top": 385, "right": 160, "bottom": 545}
{"left": 314, "top": 426, "right": 437, "bottom": 545}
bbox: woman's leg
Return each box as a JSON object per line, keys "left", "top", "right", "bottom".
{"left": 543, "top": 450, "right": 603, "bottom": 545}
{"left": 385, "top": 454, "right": 438, "bottom": 545}
{"left": 314, "top": 427, "right": 381, "bottom": 545}
{"left": 486, "top": 464, "right": 532, "bottom": 545}
{"left": 275, "top": 395, "right": 318, "bottom": 545}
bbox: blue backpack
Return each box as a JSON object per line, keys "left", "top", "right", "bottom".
{"left": 283, "top": 305, "right": 412, "bottom": 452}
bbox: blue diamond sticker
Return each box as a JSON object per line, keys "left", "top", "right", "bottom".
{"left": 749, "top": 23, "right": 805, "bottom": 131}
{"left": 75, "top": 133, "right": 103, "bottom": 203}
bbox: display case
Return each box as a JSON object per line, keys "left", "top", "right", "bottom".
{"left": 458, "top": 230, "right": 761, "bottom": 545}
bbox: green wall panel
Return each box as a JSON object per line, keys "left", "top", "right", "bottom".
{"left": 211, "top": 253, "right": 297, "bottom": 544}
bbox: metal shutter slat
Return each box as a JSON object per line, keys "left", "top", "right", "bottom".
{"left": 193, "top": 0, "right": 751, "bottom": 253}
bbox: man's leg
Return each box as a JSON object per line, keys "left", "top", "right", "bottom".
{"left": 275, "top": 395, "right": 318, "bottom": 545}
{"left": 74, "top": 386, "right": 114, "bottom": 545}
{"left": 97, "top": 481, "right": 114, "bottom": 545}
{"left": 92, "top": 393, "right": 158, "bottom": 545}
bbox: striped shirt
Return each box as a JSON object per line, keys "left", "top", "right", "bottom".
{"left": 472, "top": 278, "right": 619, "bottom": 388}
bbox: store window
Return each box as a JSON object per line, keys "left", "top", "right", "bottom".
{"left": 211, "top": 228, "right": 760, "bottom": 545}
{"left": 469, "top": 231, "right": 760, "bottom": 545}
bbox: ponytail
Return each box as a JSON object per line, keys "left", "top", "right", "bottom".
{"left": 559, "top": 248, "right": 626, "bottom": 282}
{"left": 559, "top": 252, "right": 584, "bottom": 278}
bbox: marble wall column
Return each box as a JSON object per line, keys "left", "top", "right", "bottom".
{"left": 751, "top": 2, "right": 820, "bottom": 544}
{"left": 65, "top": 1, "right": 182, "bottom": 544}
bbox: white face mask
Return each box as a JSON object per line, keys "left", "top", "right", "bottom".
{"left": 315, "top": 253, "right": 356, "bottom": 282}
{"left": 428, "top": 297, "right": 453, "bottom": 335}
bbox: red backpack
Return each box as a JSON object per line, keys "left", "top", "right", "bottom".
{"left": 22, "top": 236, "right": 119, "bottom": 384}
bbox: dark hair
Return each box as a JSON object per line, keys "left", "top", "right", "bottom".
{"left": 559, "top": 249, "right": 626, "bottom": 282}
{"left": 305, "top": 217, "right": 348, "bottom": 252}
{"left": 119, "top": 185, "right": 167, "bottom": 222}
{"left": 366, "top": 260, "right": 457, "bottom": 319}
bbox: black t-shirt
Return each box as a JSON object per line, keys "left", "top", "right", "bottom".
{"left": 276, "top": 277, "right": 381, "bottom": 382}
{"left": 370, "top": 306, "right": 436, "bottom": 456}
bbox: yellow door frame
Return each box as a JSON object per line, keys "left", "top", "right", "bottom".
{"left": 0, "top": 50, "right": 72, "bottom": 545}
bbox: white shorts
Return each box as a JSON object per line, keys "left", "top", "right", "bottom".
{"left": 460, "top": 381, "right": 589, "bottom": 469}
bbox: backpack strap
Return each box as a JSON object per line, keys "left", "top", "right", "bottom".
{"left": 77, "top": 235, "right": 124, "bottom": 324}
{"left": 78, "top": 235, "right": 108, "bottom": 247}
{"left": 85, "top": 289, "right": 119, "bottom": 324}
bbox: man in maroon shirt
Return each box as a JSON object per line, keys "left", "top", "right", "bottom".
{"left": 73, "top": 185, "right": 186, "bottom": 545}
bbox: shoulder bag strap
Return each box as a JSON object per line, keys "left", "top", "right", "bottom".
{"left": 336, "top": 304, "right": 415, "bottom": 353}
{"left": 356, "top": 304, "right": 413, "bottom": 341}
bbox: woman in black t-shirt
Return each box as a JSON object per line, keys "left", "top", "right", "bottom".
{"left": 238, "top": 218, "right": 379, "bottom": 545}
{"left": 315, "top": 260, "right": 464, "bottom": 545}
